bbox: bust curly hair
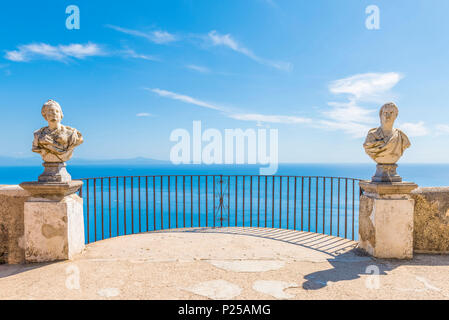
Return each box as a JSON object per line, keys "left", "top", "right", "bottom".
{"left": 41, "top": 99, "right": 64, "bottom": 121}
{"left": 379, "top": 102, "right": 398, "bottom": 119}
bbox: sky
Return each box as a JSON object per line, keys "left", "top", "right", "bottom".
{"left": 1, "top": 0, "right": 449, "bottom": 163}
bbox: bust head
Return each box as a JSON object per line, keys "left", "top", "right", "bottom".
{"left": 379, "top": 102, "right": 398, "bottom": 129}
{"left": 41, "top": 100, "right": 63, "bottom": 126}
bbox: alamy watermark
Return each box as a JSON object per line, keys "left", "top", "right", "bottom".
{"left": 169, "top": 121, "right": 279, "bottom": 175}
{"left": 365, "top": 5, "right": 380, "bottom": 30}
{"left": 66, "top": 5, "right": 80, "bottom": 30}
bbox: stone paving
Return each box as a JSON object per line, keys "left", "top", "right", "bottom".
{"left": 1, "top": 227, "right": 449, "bottom": 300}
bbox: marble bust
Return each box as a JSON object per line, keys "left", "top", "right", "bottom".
{"left": 32, "top": 100, "right": 83, "bottom": 163}
{"left": 363, "top": 102, "right": 410, "bottom": 182}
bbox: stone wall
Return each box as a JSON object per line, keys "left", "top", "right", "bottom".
{"left": 411, "top": 187, "right": 449, "bottom": 253}
{"left": 0, "top": 185, "right": 29, "bottom": 264}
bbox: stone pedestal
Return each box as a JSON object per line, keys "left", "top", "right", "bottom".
{"left": 358, "top": 181, "right": 417, "bottom": 259}
{"left": 38, "top": 162, "right": 71, "bottom": 183}
{"left": 19, "top": 181, "right": 84, "bottom": 263}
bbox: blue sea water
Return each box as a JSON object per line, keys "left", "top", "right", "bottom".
{"left": 1, "top": 163, "right": 448, "bottom": 186}
{"left": 1, "top": 163, "right": 448, "bottom": 243}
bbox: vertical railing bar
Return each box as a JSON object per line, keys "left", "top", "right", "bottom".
{"left": 352, "top": 179, "right": 355, "bottom": 241}
{"left": 183, "top": 176, "right": 186, "bottom": 228}
{"left": 146, "top": 176, "right": 149, "bottom": 232}
{"left": 242, "top": 176, "right": 245, "bottom": 227}
{"left": 345, "top": 178, "right": 348, "bottom": 239}
{"left": 265, "top": 176, "right": 268, "bottom": 228}
{"left": 250, "top": 176, "right": 253, "bottom": 228}
{"left": 308, "top": 177, "right": 311, "bottom": 232}
{"left": 235, "top": 176, "right": 238, "bottom": 227}
{"left": 301, "top": 177, "right": 304, "bottom": 231}
{"left": 123, "top": 177, "right": 126, "bottom": 236}
{"left": 228, "top": 176, "right": 230, "bottom": 227}
{"left": 322, "top": 177, "right": 325, "bottom": 234}
{"left": 257, "top": 176, "right": 260, "bottom": 228}
{"left": 206, "top": 176, "right": 208, "bottom": 228}
{"left": 337, "top": 178, "right": 340, "bottom": 237}
{"left": 109, "top": 177, "right": 111, "bottom": 238}
{"left": 153, "top": 176, "right": 156, "bottom": 231}
{"left": 176, "top": 176, "right": 178, "bottom": 229}
{"left": 168, "top": 176, "right": 171, "bottom": 229}
{"left": 279, "top": 176, "right": 282, "bottom": 229}
{"left": 330, "top": 178, "right": 333, "bottom": 236}
{"left": 160, "top": 176, "right": 163, "bottom": 230}
{"left": 272, "top": 176, "right": 275, "bottom": 228}
{"left": 220, "top": 175, "right": 223, "bottom": 227}
{"left": 198, "top": 176, "right": 201, "bottom": 227}
{"left": 287, "top": 177, "right": 289, "bottom": 230}
{"left": 213, "top": 176, "right": 215, "bottom": 228}
{"left": 315, "top": 177, "right": 318, "bottom": 233}
{"left": 101, "top": 178, "right": 104, "bottom": 240}
{"left": 190, "top": 176, "right": 193, "bottom": 227}
{"left": 116, "top": 177, "right": 119, "bottom": 237}
{"left": 86, "top": 179, "right": 90, "bottom": 243}
{"left": 94, "top": 178, "right": 97, "bottom": 241}
{"left": 294, "top": 177, "right": 297, "bottom": 230}
{"left": 131, "top": 176, "right": 134, "bottom": 234}
{"left": 138, "top": 176, "right": 141, "bottom": 233}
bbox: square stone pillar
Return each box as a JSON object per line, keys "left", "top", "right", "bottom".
{"left": 358, "top": 181, "right": 417, "bottom": 259}
{"left": 20, "top": 181, "right": 85, "bottom": 263}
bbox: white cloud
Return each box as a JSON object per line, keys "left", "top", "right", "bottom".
{"left": 324, "top": 101, "right": 376, "bottom": 124}
{"left": 329, "top": 72, "right": 402, "bottom": 102}
{"left": 186, "top": 64, "right": 210, "bottom": 73}
{"left": 228, "top": 113, "right": 311, "bottom": 124}
{"left": 207, "top": 30, "right": 292, "bottom": 71}
{"left": 106, "top": 25, "right": 177, "bottom": 44}
{"left": 317, "top": 120, "right": 371, "bottom": 138}
{"left": 399, "top": 122, "right": 429, "bottom": 137}
{"left": 136, "top": 113, "right": 152, "bottom": 117}
{"left": 149, "top": 88, "right": 310, "bottom": 125}
{"left": 320, "top": 72, "right": 403, "bottom": 138}
{"left": 121, "top": 49, "right": 159, "bottom": 61}
{"left": 5, "top": 43, "right": 104, "bottom": 62}
{"left": 150, "top": 88, "right": 226, "bottom": 111}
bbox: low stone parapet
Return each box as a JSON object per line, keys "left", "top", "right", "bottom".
{"left": 411, "top": 187, "right": 449, "bottom": 253}
{"left": 0, "top": 185, "right": 29, "bottom": 264}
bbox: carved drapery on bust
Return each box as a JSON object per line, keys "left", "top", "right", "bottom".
{"left": 32, "top": 100, "right": 83, "bottom": 163}
{"left": 363, "top": 102, "right": 410, "bottom": 182}
{"left": 363, "top": 127, "right": 410, "bottom": 164}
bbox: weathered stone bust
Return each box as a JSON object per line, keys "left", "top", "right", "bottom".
{"left": 363, "top": 102, "right": 410, "bottom": 182}
{"left": 32, "top": 100, "right": 83, "bottom": 163}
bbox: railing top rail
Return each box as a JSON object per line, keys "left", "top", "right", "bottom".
{"left": 75, "top": 174, "right": 363, "bottom": 181}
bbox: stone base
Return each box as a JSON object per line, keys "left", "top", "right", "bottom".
{"left": 23, "top": 194, "right": 85, "bottom": 263}
{"left": 20, "top": 180, "right": 82, "bottom": 201}
{"left": 372, "top": 164, "right": 402, "bottom": 183}
{"left": 38, "top": 162, "right": 71, "bottom": 183}
{"left": 358, "top": 181, "right": 418, "bottom": 259}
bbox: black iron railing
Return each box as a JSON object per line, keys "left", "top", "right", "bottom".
{"left": 78, "top": 175, "right": 362, "bottom": 244}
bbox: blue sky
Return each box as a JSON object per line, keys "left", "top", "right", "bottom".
{"left": 1, "top": 0, "right": 449, "bottom": 163}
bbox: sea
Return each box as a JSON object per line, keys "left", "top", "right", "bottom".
{"left": 1, "top": 163, "right": 448, "bottom": 243}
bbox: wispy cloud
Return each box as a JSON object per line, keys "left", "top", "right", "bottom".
{"left": 150, "top": 88, "right": 226, "bottom": 111}
{"left": 186, "top": 64, "right": 210, "bottom": 73}
{"left": 319, "top": 72, "right": 403, "bottom": 138}
{"left": 228, "top": 113, "right": 311, "bottom": 124}
{"left": 121, "top": 48, "right": 159, "bottom": 61}
{"left": 136, "top": 112, "right": 152, "bottom": 117}
{"left": 399, "top": 121, "right": 429, "bottom": 137}
{"left": 329, "top": 72, "right": 402, "bottom": 102}
{"left": 106, "top": 25, "right": 177, "bottom": 44}
{"left": 5, "top": 43, "right": 104, "bottom": 62}
{"left": 207, "top": 30, "right": 292, "bottom": 71}
{"left": 149, "top": 88, "right": 311, "bottom": 125}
